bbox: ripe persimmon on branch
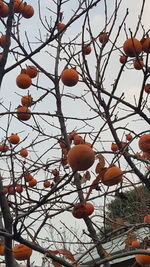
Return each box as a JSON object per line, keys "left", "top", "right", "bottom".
{"left": 0, "top": 0, "right": 150, "bottom": 267}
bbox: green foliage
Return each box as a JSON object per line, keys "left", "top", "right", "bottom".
{"left": 107, "top": 186, "right": 150, "bottom": 224}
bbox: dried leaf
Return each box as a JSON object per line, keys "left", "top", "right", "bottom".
{"left": 95, "top": 153, "right": 105, "bottom": 168}
{"left": 103, "top": 248, "right": 111, "bottom": 258}
{"left": 80, "top": 171, "right": 91, "bottom": 184}
{"left": 111, "top": 218, "right": 125, "bottom": 230}
{"left": 96, "top": 153, "right": 105, "bottom": 164}
{"left": 50, "top": 249, "right": 76, "bottom": 264}
{"left": 85, "top": 168, "right": 107, "bottom": 201}
{"left": 95, "top": 162, "right": 103, "bottom": 174}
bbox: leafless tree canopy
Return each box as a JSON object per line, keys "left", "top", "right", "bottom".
{"left": 0, "top": 0, "right": 150, "bottom": 266}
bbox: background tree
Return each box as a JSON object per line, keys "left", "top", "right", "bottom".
{"left": 0, "top": 0, "right": 150, "bottom": 267}
{"left": 107, "top": 186, "right": 150, "bottom": 225}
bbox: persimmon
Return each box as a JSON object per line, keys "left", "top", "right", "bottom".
{"left": 16, "top": 185, "right": 23, "bottom": 193}
{"left": 57, "top": 23, "right": 66, "bottom": 31}
{"left": 21, "top": 95, "right": 33, "bottom": 107}
{"left": 3, "top": 186, "right": 8, "bottom": 194}
{"left": 0, "top": 35, "right": 11, "bottom": 48}
{"left": 131, "top": 240, "right": 140, "bottom": 248}
{"left": 0, "top": 35, "right": 5, "bottom": 48}
{"left": 61, "top": 68, "right": 79, "bottom": 87}
{"left": 0, "top": 0, "right": 4, "bottom": 9}
{"left": 72, "top": 204, "right": 86, "bottom": 219}
{"left": 135, "top": 250, "right": 150, "bottom": 265}
{"left": 0, "top": 4, "right": 9, "bottom": 17}
{"left": 72, "top": 202, "right": 94, "bottom": 219}
{"left": 83, "top": 45, "right": 92, "bottom": 55}
{"left": 12, "top": 244, "right": 32, "bottom": 261}
{"left": 144, "top": 214, "right": 150, "bottom": 223}
{"left": 24, "top": 172, "right": 33, "bottom": 182}
{"left": 133, "top": 58, "right": 144, "bottom": 70}
{"left": 16, "top": 105, "right": 31, "bottom": 121}
{"left": 126, "top": 133, "right": 133, "bottom": 141}
{"left": 84, "top": 203, "right": 94, "bottom": 215}
{"left": 52, "top": 169, "right": 59, "bottom": 176}
{"left": 8, "top": 186, "right": 15, "bottom": 195}
{"left": 0, "top": 244, "right": 4, "bottom": 256}
{"left": 20, "top": 148, "right": 28, "bottom": 158}
{"left": 28, "top": 178, "right": 37, "bottom": 187}
{"left": 26, "top": 66, "right": 38, "bottom": 78}
{"left": 123, "top": 38, "right": 142, "bottom": 57}
{"left": 119, "top": 55, "right": 127, "bottom": 64}
{"left": 8, "top": 134, "right": 20, "bottom": 144}
{"left": 101, "top": 166, "right": 123, "bottom": 186}
{"left": 22, "top": 4, "right": 34, "bottom": 19}
{"left": 112, "top": 142, "right": 127, "bottom": 151}
{"left": 144, "top": 84, "right": 150, "bottom": 94}
{"left": 111, "top": 143, "right": 118, "bottom": 152}
{"left": 13, "top": 0, "right": 24, "bottom": 13}
{"left": 16, "top": 72, "right": 32, "bottom": 89}
{"left": 67, "top": 144, "right": 95, "bottom": 171}
{"left": 99, "top": 32, "right": 108, "bottom": 44}
{"left": 141, "top": 37, "right": 150, "bottom": 53}
{"left": 139, "top": 134, "right": 150, "bottom": 152}
{"left": 43, "top": 180, "right": 51, "bottom": 188}
{"left": 0, "top": 144, "right": 9, "bottom": 152}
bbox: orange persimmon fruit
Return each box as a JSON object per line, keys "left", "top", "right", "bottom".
{"left": 61, "top": 68, "right": 79, "bottom": 87}
{"left": 67, "top": 144, "right": 95, "bottom": 171}
{"left": 123, "top": 38, "right": 142, "bottom": 57}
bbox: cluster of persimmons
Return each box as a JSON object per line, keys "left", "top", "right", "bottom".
{"left": 1, "top": 128, "right": 62, "bottom": 195}
{"left": 0, "top": 0, "right": 34, "bottom": 19}
{"left": 120, "top": 36, "right": 150, "bottom": 93}
{"left": 16, "top": 66, "right": 37, "bottom": 121}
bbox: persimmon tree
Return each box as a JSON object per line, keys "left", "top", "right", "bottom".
{"left": 0, "top": 0, "right": 150, "bottom": 267}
